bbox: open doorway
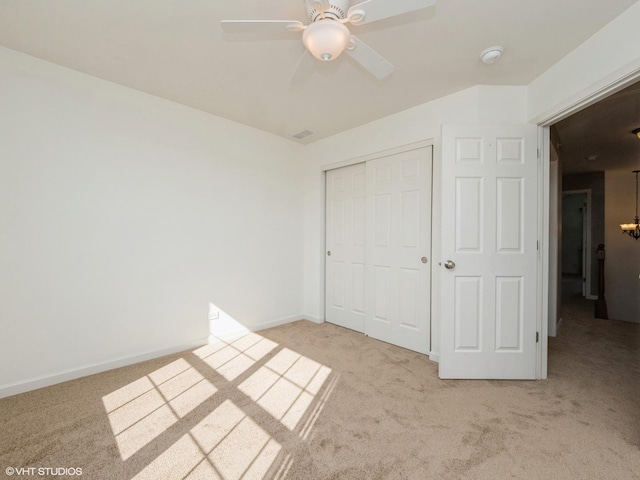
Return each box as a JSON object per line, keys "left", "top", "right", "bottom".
{"left": 547, "top": 80, "right": 640, "bottom": 339}
{"left": 561, "top": 191, "right": 590, "bottom": 299}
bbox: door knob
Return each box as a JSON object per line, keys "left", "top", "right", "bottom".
{"left": 444, "top": 260, "right": 456, "bottom": 270}
{"left": 421, "top": 257, "right": 428, "bottom": 264}
{"left": 327, "top": 251, "right": 331, "bottom": 256}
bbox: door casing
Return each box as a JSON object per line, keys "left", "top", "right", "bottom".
{"left": 321, "top": 140, "right": 437, "bottom": 357}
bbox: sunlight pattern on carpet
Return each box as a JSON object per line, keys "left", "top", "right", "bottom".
{"left": 102, "top": 358, "right": 218, "bottom": 460}
{"left": 102, "top": 327, "right": 335, "bottom": 479}
{"left": 132, "top": 400, "right": 282, "bottom": 480}
{"left": 238, "top": 348, "right": 332, "bottom": 430}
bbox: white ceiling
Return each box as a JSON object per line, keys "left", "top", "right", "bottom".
{"left": 0, "top": 0, "right": 638, "bottom": 143}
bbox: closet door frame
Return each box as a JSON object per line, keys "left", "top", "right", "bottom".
{"left": 321, "top": 139, "right": 436, "bottom": 357}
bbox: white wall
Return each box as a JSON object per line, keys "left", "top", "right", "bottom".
{"left": 527, "top": 1, "right": 640, "bottom": 123}
{"left": 302, "top": 85, "right": 528, "bottom": 359}
{"left": 604, "top": 170, "right": 640, "bottom": 324}
{"left": 0, "top": 47, "right": 305, "bottom": 395}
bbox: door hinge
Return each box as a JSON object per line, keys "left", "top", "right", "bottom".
{"left": 536, "top": 332, "right": 539, "bottom": 343}
{"left": 537, "top": 241, "right": 539, "bottom": 251}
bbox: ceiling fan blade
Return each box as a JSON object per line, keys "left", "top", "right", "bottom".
{"left": 347, "top": 0, "right": 436, "bottom": 26}
{"left": 290, "top": 50, "right": 316, "bottom": 86}
{"left": 220, "top": 20, "right": 305, "bottom": 34}
{"left": 345, "top": 36, "right": 394, "bottom": 79}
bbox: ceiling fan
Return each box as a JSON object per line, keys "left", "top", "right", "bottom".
{"left": 220, "top": 0, "right": 436, "bottom": 84}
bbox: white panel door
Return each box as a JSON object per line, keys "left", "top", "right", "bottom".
{"left": 326, "top": 163, "right": 367, "bottom": 333}
{"left": 440, "top": 125, "right": 538, "bottom": 379}
{"left": 366, "top": 147, "right": 432, "bottom": 354}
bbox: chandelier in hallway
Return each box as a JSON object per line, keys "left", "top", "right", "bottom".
{"left": 620, "top": 169, "right": 640, "bottom": 240}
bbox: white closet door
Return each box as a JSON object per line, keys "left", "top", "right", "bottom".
{"left": 365, "top": 147, "right": 432, "bottom": 354}
{"left": 325, "top": 163, "right": 367, "bottom": 332}
{"left": 439, "top": 124, "right": 538, "bottom": 379}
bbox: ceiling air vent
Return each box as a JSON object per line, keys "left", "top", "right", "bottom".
{"left": 292, "top": 129, "right": 315, "bottom": 140}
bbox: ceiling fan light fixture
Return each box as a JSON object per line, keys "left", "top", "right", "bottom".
{"left": 302, "top": 20, "right": 350, "bottom": 61}
{"left": 632, "top": 127, "right": 640, "bottom": 139}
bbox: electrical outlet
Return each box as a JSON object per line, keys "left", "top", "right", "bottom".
{"left": 208, "top": 303, "right": 220, "bottom": 320}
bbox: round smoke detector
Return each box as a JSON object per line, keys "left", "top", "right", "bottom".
{"left": 481, "top": 46, "right": 503, "bottom": 64}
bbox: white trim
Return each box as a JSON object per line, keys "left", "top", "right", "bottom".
{"left": 320, "top": 141, "right": 435, "bottom": 329}
{"left": 303, "top": 315, "right": 323, "bottom": 324}
{"left": 1, "top": 314, "right": 312, "bottom": 399}
{"left": 535, "top": 60, "right": 640, "bottom": 380}
{"left": 533, "top": 59, "right": 640, "bottom": 127}
{"left": 319, "top": 170, "right": 327, "bottom": 323}
{"left": 548, "top": 147, "right": 560, "bottom": 338}
{"left": 0, "top": 337, "right": 208, "bottom": 399}
{"left": 321, "top": 140, "right": 435, "bottom": 356}
{"left": 538, "top": 126, "right": 550, "bottom": 379}
{"left": 321, "top": 139, "right": 434, "bottom": 172}
{"left": 253, "top": 315, "right": 307, "bottom": 331}
{"left": 429, "top": 352, "right": 440, "bottom": 363}
{"left": 209, "top": 315, "right": 311, "bottom": 343}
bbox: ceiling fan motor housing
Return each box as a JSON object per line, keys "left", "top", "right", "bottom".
{"left": 306, "top": 0, "right": 349, "bottom": 23}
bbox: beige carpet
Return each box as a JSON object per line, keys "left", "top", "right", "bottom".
{"left": 1, "top": 298, "right": 639, "bottom": 479}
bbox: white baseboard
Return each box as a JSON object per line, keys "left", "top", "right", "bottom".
{"left": 0, "top": 337, "right": 209, "bottom": 400}
{"left": 207, "top": 314, "right": 310, "bottom": 343}
{"left": 1, "top": 314, "right": 312, "bottom": 400}
{"left": 209, "top": 315, "right": 323, "bottom": 344}
{"left": 303, "top": 315, "right": 323, "bottom": 324}
{"left": 429, "top": 352, "right": 440, "bottom": 363}
{"left": 256, "top": 315, "right": 308, "bottom": 331}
